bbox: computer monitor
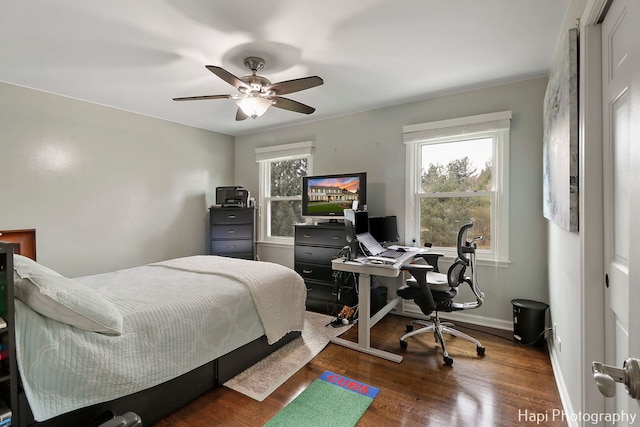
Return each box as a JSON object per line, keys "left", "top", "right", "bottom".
{"left": 368, "top": 216, "right": 398, "bottom": 244}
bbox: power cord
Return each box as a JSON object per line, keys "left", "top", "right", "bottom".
{"left": 515, "top": 327, "right": 554, "bottom": 346}
{"left": 452, "top": 323, "right": 554, "bottom": 345}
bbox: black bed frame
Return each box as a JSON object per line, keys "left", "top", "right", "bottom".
{"left": 18, "top": 331, "right": 301, "bottom": 426}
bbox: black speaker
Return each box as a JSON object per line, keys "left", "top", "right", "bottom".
{"left": 344, "top": 210, "right": 368, "bottom": 260}
{"left": 344, "top": 210, "right": 368, "bottom": 242}
{"left": 354, "top": 210, "right": 369, "bottom": 234}
{"left": 344, "top": 220, "right": 358, "bottom": 260}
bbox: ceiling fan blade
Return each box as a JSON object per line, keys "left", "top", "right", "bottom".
{"left": 271, "top": 96, "right": 316, "bottom": 114}
{"left": 266, "top": 76, "right": 323, "bottom": 95}
{"left": 206, "top": 65, "right": 249, "bottom": 90}
{"left": 172, "top": 95, "right": 231, "bottom": 101}
{"left": 236, "top": 108, "right": 249, "bottom": 121}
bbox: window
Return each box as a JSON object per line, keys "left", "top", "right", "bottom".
{"left": 403, "top": 111, "right": 511, "bottom": 263}
{"left": 256, "top": 141, "right": 313, "bottom": 243}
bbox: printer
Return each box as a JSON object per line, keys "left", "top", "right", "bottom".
{"left": 216, "top": 186, "right": 250, "bottom": 207}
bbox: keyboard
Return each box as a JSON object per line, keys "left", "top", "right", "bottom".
{"left": 377, "top": 248, "right": 405, "bottom": 259}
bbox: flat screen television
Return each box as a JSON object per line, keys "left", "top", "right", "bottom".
{"left": 301, "top": 172, "right": 367, "bottom": 219}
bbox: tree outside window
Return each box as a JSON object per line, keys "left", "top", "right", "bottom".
{"left": 267, "top": 158, "right": 308, "bottom": 238}
{"left": 257, "top": 141, "right": 313, "bottom": 243}
{"left": 419, "top": 138, "right": 492, "bottom": 250}
{"left": 404, "top": 112, "right": 510, "bottom": 262}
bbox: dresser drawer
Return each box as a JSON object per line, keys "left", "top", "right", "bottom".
{"left": 306, "top": 297, "right": 340, "bottom": 315}
{"left": 295, "top": 262, "right": 335, "bottom": 283}
{"left": 294, "top": 245, "right": 342, "bottom": 264}
{"left": 305, "top": 281, "right": 357, "bottom": 306}
{"left": 304, "top": 280, "right": 335, "bottom": 301}
{"left": 211, "top": 224, "right": 253, "bottom": 240}
{"left": 294, "top": 226, "right": 345, "bottom": 247}
{"left": 224, "top": 252, "right": 254, "bottom": 260}
{"left": 210, "top": 208, "right": 254, "bottom": 224}
{"left": 210, "top": 239, "right": 254, "bottom": 254}
{"left": 305, "top": 285, "right": 357, "bottom": 314}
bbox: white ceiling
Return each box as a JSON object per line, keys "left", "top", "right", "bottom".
{"left": 0, "top": 0, "right": 569, "bottom": 136}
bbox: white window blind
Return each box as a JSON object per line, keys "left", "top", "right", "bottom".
{"left": 403, "top": 111, "right": 512, "bottom": 144}
{"left": 255, "top": 141, "right": 314, "bottom": 162}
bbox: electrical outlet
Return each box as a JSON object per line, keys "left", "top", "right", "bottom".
{"left": 553, "top": 322, "right": 557, "bottom": 341}
{"left": 557, "top": 336, "right": 562, "bottom": 352}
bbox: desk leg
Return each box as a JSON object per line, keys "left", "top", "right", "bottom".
{"left": 359, "top": 272, "right": 371, "bottom": 348}
{"left": 329, "top": 272, "right": 403, "bottom": 363}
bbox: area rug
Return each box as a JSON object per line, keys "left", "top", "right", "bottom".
{"left": 223, "top": 311, "right": 352, "bottom": 401}
{"left": 264, "top": 370, "right": 380, "bottom": 427}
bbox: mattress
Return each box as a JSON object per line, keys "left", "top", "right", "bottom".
{"left": 14, "top": 257, "right": 306, "bottom": 421}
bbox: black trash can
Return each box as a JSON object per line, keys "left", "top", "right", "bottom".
{"left": 511, "top": 299, "right": 549, "bottom": 346}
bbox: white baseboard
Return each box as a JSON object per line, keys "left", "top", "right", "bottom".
{"left": 436, "top": 311, "right": 513, "bottom": 331}
{"left": 547, "top": 336, "right": 578, "bottom": 427}
{"left": 394, "top": 302, "right": 513, "bottom": 331}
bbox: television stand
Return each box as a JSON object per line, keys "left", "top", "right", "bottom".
{"left": 317, "top": 219, "right": 343, "bottom": 225}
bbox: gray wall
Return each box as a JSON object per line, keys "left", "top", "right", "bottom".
{"left": 0, "top": 81, "right": 234, "bottom": 277}
{"left": 0, "top": 76, "right": 551, "bottom": 327}
{"left": 0, "top": 59, "right": 592, "bottom": 415}
{"left": 235, "top": 77, "right": 549, "bottom": 327}
{"left": 544, "top": 0, "right": 606, "bottom": 419}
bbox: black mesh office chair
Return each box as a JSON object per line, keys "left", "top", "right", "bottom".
{"left": 398, "top": 223, "right": 485, "bottom": 365}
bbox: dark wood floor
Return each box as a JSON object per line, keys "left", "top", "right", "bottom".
{"left": 153, "top": 314, "right": 564, "bottom": 426}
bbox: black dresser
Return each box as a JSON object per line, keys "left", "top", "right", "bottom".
{"left": 209, "top": 207, "right": 256, "bottom": 260}
{"left": 294, "top": 223, "right": 356, "bottom": 314}
{"left": 0, "top": 242, "right": 18, "bottom": 426}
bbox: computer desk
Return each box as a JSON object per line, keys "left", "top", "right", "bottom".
{"left": 330, "top": 248, "right": 431, "bottom": 363}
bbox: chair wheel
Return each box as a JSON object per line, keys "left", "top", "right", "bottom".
{"left": 400, "top": 340, "right": 408, "bottom": 349}
{"left": 477, "top": 346, "right": 485, "bottom": 356}
{"left": 406, "top": 324, "right": 414, "bottom": 332}
{"left": 443, "top": 357, "right": 453, "bottom": 366}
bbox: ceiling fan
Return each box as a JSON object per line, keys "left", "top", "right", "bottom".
{"left": 173, "top": 56, "right": 324, "bottom": 121}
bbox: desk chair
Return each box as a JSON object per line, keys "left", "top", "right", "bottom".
{"left": 398, "top": 223, "right": 485, "bottom": 365}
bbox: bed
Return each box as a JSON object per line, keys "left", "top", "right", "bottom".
{"left": 11, "top": 254, "right": 307, "bottom": 426}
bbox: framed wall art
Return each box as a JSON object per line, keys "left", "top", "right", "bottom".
{"left": 543, "top": 27, "right": 579, "bottom": 232}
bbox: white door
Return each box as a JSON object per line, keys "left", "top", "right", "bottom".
{"left": 602, "top": 0, "right": 640, "bottom": 422}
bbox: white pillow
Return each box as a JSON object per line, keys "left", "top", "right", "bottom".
{"left": 13, "top": 255, "right": 123, "bottom": 336}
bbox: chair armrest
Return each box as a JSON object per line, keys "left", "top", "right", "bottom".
{"left": 414, "top": 253, "right": 444, "bottom": 273}
{"left": 398, "top": 263, "right": 436, "bottom": 316}
{"left": 401, "top": 263, "right": 433, "bottom": 287}
{"left": 402, "top": 263, "right": 434, "bottom": 272}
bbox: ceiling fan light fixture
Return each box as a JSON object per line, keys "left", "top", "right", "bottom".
{"left": 236, "top": 95, "right": 272, "bottom": 119}
{"left": 174, "top": 56, "right": 323, "bottom": 121}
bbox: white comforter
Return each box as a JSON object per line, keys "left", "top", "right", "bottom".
{"left": 152, "top": 256, "right": 306, "bottom": 344}
{"left": 15, "top": 256, "right": 306, "bottom": 421}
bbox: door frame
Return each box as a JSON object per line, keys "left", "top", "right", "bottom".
{"left": 579, "top": 0, "right": 609, "bottom": 417}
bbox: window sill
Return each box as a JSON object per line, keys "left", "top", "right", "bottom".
{"left": 256, "top": 240, "right": 294, "bottom": 249}
{"left": 477, "top": 258, "right": 510, "bottom": 268}
{"left": 432, "top": 254, "right": 510, "bottom": 268}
